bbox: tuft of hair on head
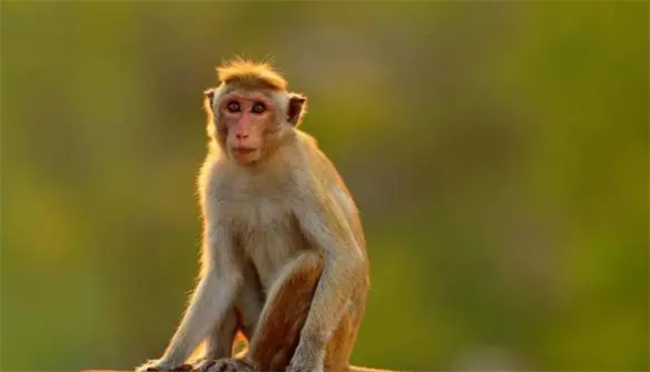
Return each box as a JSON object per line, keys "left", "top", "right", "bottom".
{"left": 216, "top": 57, "right": 288, "bottom": 91}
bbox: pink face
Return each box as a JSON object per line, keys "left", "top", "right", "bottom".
{"left": 218, "top": 91, "right": 276, "bottom": 164}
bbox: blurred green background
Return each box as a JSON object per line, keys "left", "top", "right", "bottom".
{"left": 1, "top": 2, "right": 648, "bottom": 371}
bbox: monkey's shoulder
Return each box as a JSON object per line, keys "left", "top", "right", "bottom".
{"left": 295, "top": 129, "right": 318, "bottom": 147}
{"left": 295, "top": 132, "right": 353, "bottom": 196}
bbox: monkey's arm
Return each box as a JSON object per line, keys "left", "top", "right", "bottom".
{"left": 290, "top": 194, "right": 366, "bottom": 371}
{"left": 138, "top": 225, "right": 243, "bottom": 371}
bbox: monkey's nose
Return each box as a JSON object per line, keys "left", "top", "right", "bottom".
{"left": 236, "top": 133, "right": 249, "bottom": 140}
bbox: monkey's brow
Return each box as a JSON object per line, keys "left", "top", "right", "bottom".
{"left": 223, "top": 91, "right": 274, "bottom": 102}
{"left": 224, "top": 85, "right": 274, "bottom": 95}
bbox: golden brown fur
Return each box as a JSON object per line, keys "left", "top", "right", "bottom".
{"left": 217, "top": 58, "right": 287, "bottom": 91}
{"left": 137, "top": 60, "right": 373, "bottom": 372}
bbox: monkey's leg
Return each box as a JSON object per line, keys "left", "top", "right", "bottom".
{"left": 236, "top": 261, "right": 265, "bottom": 339}
{"left": 248, "top": 251, "right": 324, "bottom": 371}
{"left": 207, "top": 251, "right": 324, "bottom": 372}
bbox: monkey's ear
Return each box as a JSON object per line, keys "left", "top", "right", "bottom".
{"left": 287, "top": 93, "right": 307, "bottom": 126}
{"left": 204, "top": 88, "right": 216, "bottom": 112}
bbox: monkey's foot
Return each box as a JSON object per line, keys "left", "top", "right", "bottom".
{"left": 202, "top": 358, "right": 251, "bottom": 372}
{"left": 287, "top": 367, "right": 319, "bottom": 372}
{"left": 136, "top": 359, "right": 192, "bottom": 372}
{"left": 191, "top": 359, "right": 217, "bottom": 372}
{"left": 286, "top": 360, "right": 324, "bottom": 372}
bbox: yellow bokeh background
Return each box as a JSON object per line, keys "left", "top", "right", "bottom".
{"left": 1, "top": 2, "right": 648, "bottom": 371}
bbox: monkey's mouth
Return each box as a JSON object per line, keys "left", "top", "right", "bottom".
{"left": 231, "top": 147, "right": 260, "bottom": 163}
{"left": 233, "top": 147, "right": 257, "bottom": 155}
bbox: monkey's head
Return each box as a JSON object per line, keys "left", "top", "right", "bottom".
{"left": 204, "top": 59, "right": 307, "bottom": 165}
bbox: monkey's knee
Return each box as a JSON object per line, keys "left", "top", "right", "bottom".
{"left": 269, "top": 251, "right": 324, "bottom": 325}
{"left": 287, "top": 251, "right": 324, "bottom": 286}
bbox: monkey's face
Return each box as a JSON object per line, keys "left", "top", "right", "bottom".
{"left": 217, "top": 91, "right": 277, "bottom": 165}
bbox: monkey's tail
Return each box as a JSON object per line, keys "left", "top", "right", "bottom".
{"left": 350, "top": 365, "right": 403, "bottom": 372}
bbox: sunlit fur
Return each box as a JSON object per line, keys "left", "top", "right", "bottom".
{"left": 137, "top": 60, "right": 376, "bottom": 372}
{"left": 217, "top": 58, "right": 287, "bottom": 91}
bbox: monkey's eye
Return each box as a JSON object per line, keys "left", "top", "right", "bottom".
{"left": 226, "top": 101, "right": 241, "bottom": 113}
{"left": 251, "top": 102, "right": 266, "bottom": 114}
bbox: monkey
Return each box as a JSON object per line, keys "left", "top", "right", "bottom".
{"left": 137, "top": 59, "right": 373, "bottom": 372}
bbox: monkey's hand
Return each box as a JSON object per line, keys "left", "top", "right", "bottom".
{"left": 136, "top": 359, "right": 192, "bottom": 372}
{"left": 197, "top": 358, "right": 251, "bottom": 372}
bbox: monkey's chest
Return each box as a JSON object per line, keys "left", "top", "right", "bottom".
{"left": 229, "top": 198, "right": 307, "bottom": 289}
